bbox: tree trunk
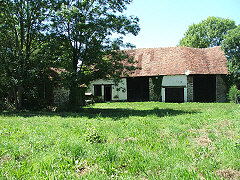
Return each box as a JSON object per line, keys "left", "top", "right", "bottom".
{"left": 13, "top": 86, "right": 24, "bottom": 110}
{"left": 69, "top": 85, "right": 86, "bottom": 111}
{"left": 13, "top": 87, "right": 19, "bottom": 110}
{"left": 68, "top": 47, "right": 86, "bottom": 110}
{"left": 17, "top": 86, "right": 24, "bottom": 110}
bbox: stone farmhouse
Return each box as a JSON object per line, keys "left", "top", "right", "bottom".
{"left": 87, "top": 46, "right": 228, "bottom": 103}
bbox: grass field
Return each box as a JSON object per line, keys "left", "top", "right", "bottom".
{"left": 0, "top": 102, "right": 240, "bottom": 179}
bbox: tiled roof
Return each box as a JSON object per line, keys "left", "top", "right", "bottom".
{"left": 125, "top": 46, "right": 228, "bottom": 77}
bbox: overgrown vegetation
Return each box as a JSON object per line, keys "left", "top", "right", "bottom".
{"left": 222, "top": 25, "right": 240, "bottom": 89}
{"left": 0, "top": 0, "right": 140, "bottom": 111}
{"left": 228, "top": 85, "right": 240, "bottom": 103}
{"left": 151, "top": 76, "right": 163, "bottom": 101}
{"left": 1, "top": 102, "right": 240, "bottom": 179}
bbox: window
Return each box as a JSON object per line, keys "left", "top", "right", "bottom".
{"left": 94, "top": 85, "right": 102, "bottom": 96}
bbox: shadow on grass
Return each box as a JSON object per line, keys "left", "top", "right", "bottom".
{"left": 0, "top": 107, "right": 199, "bottom": 120}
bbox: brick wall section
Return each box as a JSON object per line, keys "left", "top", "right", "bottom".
{"left": 216, "top": 75, "right": 227, "bottom": 102}
{"left": 187, "top": 76, "right": 193, "bottom": 102}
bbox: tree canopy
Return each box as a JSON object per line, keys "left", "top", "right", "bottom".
{"left": 179, "top": 16, "right": 236, "bottom": 48}
{"left": 0, "top": 0, "right": 54, "bottom": 109}
{"left": 51, "top": 0, "right": 140, "bottom": 108}
{"left": 0, "top": 0, "right": 140, "bottom": 110}
{"left": 222, "top": 25, "right": 240, "bottom": 88}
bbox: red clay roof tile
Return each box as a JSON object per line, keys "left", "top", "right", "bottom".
{"left": 125, "top": 46, "right": 228, "bottom": 77}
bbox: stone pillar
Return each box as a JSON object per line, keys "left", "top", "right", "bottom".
{"left": 162, "top": 88, "right": 165, "bottom": 102}
{"left": 184, "top": 87, "right": 188, "bottom": 102}
{"left": 216, "top": 75, "right": 227, "bottom": 102}
{"left": 187, "top": 76, "right": 193, "bottom": 102}
{"left": 149, "top": 77, "right": 162, "bottom": 101}
{"left": 149, "top": 78, "right": 155, "bottom": 101}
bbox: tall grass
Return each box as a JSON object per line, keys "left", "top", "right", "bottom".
{"left": 0, "top": 102, "right": 239, "bottom": 179}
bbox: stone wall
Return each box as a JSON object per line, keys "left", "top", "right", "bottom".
{"left": 149, "top": 77, "right": 162, "bottom": 101}
{"left": 187, "top": 76, "right": 193, "bottom": 102}
{"left": 149, "top": 78, "right": 154, "bottom": 101}
{"left": 216, "top": 75, "right": 227, "bottom": 102}
{"left": 53, "top": 88, "right": 70, "bottom": 105}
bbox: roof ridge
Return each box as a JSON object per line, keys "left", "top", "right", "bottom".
{"left": 124, "top": 46, "right": 222, "bottom": 51}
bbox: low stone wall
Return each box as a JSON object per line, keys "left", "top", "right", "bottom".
{"left": 53, "top": 88, "right": 70, "bottom": 105}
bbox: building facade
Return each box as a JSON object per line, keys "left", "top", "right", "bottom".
{"left": 87, "top": 46, "right": 229, "bottom": 103}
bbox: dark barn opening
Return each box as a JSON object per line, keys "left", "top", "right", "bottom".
{"left": 165, "top": 87, "right": 184, "bottom": 103}
{"left": 94, "top": 85, "right": 102, "bottom": 96}
{"left": 193, "top": 75, "right": 216, "bottom": 102}
{"left": 104, "top": 85, "right": 112, "bottom": 101}
{"left": 127, "top": 77, "right": 149, "bottom": 101}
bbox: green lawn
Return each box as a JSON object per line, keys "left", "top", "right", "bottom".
{"left": 0, "top": 102, "right": 240, "bottom": 179}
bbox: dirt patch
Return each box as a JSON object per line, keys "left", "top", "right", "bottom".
{"left": 216, "top": 169, "right": 240, "bottom": 179}
{"left": 197, "top": 135, "right": 212, "bottom": 147}
{"left": 197, "top": 173, "right": 206, "bottom": 180}
{"left": 191, "top": 128, "right": 211, "bottom": 136}
{"left": 198, "top": 128, "right": 208, "bottom": 134}
{"left": 110, "top": 137, "right": 137, "bottom": 144}
{"left": 75, "top": 160, "right": 96, "bottom": 177}
{"left": 215, "top": 120, "right": 235, "bottom": 140}
{"left": 0, "top": 154, "right": 12, "bottom": 165}
{"left": 122, "top": 137, "right": 137, "bottom": 143}
{"left": 215, "top": 120, "right": 232, "bottom": 128}
{"left": 76, "top": 166, "right": 88, "bottom": 177}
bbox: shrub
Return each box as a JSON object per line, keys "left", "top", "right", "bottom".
{"left": 93, "top": 96, "right": 104, "bottom": 103}
{"left": 0, "top": 99, "right": 4, "bottom": 111}
{"left": 84, "top": 127, "right": 106, "bottom": 143}
{"left": 228, "top": 85, "right": 240, "bottom": 103}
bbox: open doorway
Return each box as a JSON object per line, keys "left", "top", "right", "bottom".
{"left": 104, "top": 85, "right": 112, "bottom": 101}
{"left": 165, "top": 87, "right": 184, "bottom": 103}
{"left": 127, "top": 77, "right": 149, "bottom": 101}
{"left": 193, "top": 75, "right": 216, "bottom": 102}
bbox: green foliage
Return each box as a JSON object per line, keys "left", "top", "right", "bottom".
{"left": 0, "top": 100, "right": 5, "bottom": 111}
{"left": 0, "top": 0, "right": 140, "bottom": 110}
{"left": 179, "top": 16, "right": 236, "bottom": 48}
{"left": 0, "top": 102, "right": 239, "bottom": 179}
{"left": 0, "top": 0, "right": 56, "bottom": 110}
{"left": 222, "top": 25, "right": 240, "bottom": 88}
{"left": 228, "top": 85, "right": 240, "bottom": 103}
{"left": 51, "top": 0, "right": 140, "bottom": 109}
{"left": 84, "top": 126, "right": 106, "bottom": 144}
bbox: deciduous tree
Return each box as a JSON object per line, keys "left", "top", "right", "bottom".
{"left": 51, "top": 0, "right": 140, "bottom": 109}
{"left": 0, "top": 0, "right": 53, "bottom": 109}
{"left": 179, "top": 16, "right": 236, "bottom": 48}
{"left": 222, "top": 25, "right": 240, "bottom": 89}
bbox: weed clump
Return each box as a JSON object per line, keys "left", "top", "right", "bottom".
{"left": 84, "top": 127, "right": 105, "bottom": 143}
{"left": 228, "top": 85, "right": 240, "bottom": 103}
